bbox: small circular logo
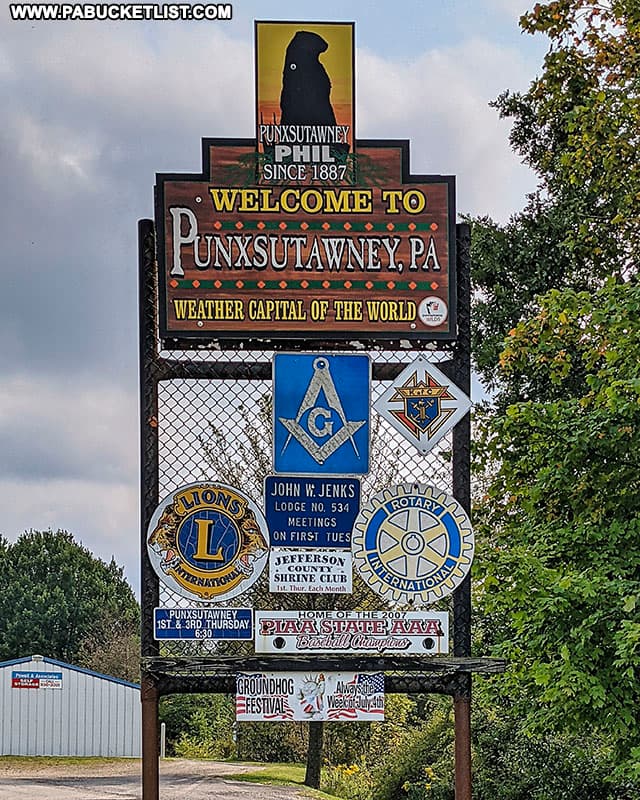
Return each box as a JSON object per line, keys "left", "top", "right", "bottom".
{"left": 352, "top": 483, "right": 474, "bottom": 606}
{"left": 418, "top": 296, "right": 448, "bottom": 327}
{"left": 147, "top": 482, "right": 269, "bottom": 602}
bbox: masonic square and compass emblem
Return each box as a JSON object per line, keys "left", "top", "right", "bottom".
{"left": 373, "top": 356, "right": 471, "bottom": 455}
{"left": 273, "top": 353, "right": 370, "bottom": 475}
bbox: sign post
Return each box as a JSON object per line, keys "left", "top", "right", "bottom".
{"left": 140, "top": 19, "right": 496, "bottom": 800}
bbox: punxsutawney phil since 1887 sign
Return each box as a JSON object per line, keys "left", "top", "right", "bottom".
{"left": 154, "top": 20, "right": 456, "bottom": 345}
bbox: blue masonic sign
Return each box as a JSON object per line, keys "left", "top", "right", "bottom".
{"left": 273, "top": 353, "right": 370, "bottom": 475}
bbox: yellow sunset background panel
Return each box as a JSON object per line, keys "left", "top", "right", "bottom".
{"left": 255, "top": 21, "right": 354, "bottom": 137}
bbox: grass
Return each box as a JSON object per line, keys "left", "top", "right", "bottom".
{"left": 0, "top": 756, "right": 137, "bottom": 767}
{"left": 225, "top": 762, "right": 338, "bottom": 798}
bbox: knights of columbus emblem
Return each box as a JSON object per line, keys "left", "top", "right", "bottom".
{"left": 373, "top": 357, "right": 471, "bottom": 455}
{"left": 273, "top": 353, "right": 370, "bottom": 475}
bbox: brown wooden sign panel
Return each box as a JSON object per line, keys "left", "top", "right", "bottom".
{"left": 155, "top": 139, "right": 456, "bottom": 342}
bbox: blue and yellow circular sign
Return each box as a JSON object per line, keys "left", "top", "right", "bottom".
{"left": 147, "top": 482, "right": 270, "bottom": 602}
{"left": 352, "top": 483, "right": 474, "bottom": 606}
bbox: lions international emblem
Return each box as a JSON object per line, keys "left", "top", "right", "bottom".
{"left": 373, "top": 357, "right": 471, "bottom": 455}
{"left": 352, "top": 483, "right": 474, "bottom": 606}
{"left": 147, "top": 482, "right": 269, "bottom": 602}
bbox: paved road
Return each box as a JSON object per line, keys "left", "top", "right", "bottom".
{"left": 0, "top": 760, "right": 313, "bottom": 800}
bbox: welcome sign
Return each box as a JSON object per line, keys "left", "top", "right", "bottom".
{"left": 155, "top": 23, "right": 456, "bottom": 343}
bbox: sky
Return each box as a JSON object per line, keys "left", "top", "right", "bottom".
{"left": 0, "top": 0, "right": 547, "bottom": 595}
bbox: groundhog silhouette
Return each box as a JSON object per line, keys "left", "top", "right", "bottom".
{"left": 280, "top": 30, "right": 337, "bottom": 126}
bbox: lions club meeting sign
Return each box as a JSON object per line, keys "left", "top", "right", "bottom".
{"left": 154, "top": 21, "right": 456, "bottom": 343}
{"left": 352, "top": 483, "right": 474, "bottom": 606}
{"left": 147, "top": 482, "right": 270, "bottom": 602}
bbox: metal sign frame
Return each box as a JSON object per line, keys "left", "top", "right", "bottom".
{"left": 139, "top": 214, "right": 505, "bottom": 800}
{"left": 141, "top": 25, "right": 485, "bottom": 796}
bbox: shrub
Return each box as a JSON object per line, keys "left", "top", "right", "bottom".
{"left": 236, "top": 721, "right": 308, "bottom": 763}
{"left": 160, "top": 694, "right": 235, "bottom": 758}
{"left": 322, "top": 761, "right": 374, "bottom": 800}
{"left": 370, "top": 700, "right": 454, "bottom": 800}
{"left": 473, "top": 711, "right": 640, "bottom": 800}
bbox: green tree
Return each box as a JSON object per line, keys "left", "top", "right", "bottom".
{"left": 472, "top": 704, "right": 636, "bottom": 800}
{"left": 475, "top": 281, "right": 640, "bottom": 777}
{"left": 160, "top": 694, "right": 237, "bottom": 759}
{"left": 470, "top": 4, "right": 640, "bottom": 781}
{"left": 75, "top": 611, "right": 141, "bottom": 683}
{"left": 504, "top": 0, "right": 640, "bottom": 273}
{"left": 471, "top": 199, "right": 595, "bottom": 399}
{"left": 471, "top": 1, "right": 640, "bottom": 400}
{"left": 0, "top": 529, "right": 140, "bottom": 667}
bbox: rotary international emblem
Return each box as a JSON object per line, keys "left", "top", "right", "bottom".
{"left": 147, "top": 482, "right": 269, "bottom": 602}
{"left": 352, "top": 483, "right": 474, "bottom": 605}
{"left": 373, "top": 357, "right": 471, "bottom": 454}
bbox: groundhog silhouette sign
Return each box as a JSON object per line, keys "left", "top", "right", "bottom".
{"left": 254, "top": 21, "right": 354, "bottom": 179}
{"left": 280, "top": 30, "right": 337, "bottom": 127}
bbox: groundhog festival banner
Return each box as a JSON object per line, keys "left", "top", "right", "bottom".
{"left": 236, "top": 671, "right": 385, "bottom": 721}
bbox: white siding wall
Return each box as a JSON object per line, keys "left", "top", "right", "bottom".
{"left": 0, "top": 657, "right": 141, "bottom": 757}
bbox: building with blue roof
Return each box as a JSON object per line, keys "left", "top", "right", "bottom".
{"left": 0, "top": 654, "right": 141, "bottom": 757}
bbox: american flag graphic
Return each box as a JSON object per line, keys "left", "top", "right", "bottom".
{"left": 328, "top": 707, "right": 358, "bottom": 720}
{"left": 300, "top": 697, "right": 323, "bottom": 715}
{"left": 347, "top": 672, "right": 385, "bottom": 692}
{"left": 327, "top": 707, "right": 385, "bottom": 720}
{"left": 235, "top": 693, "right": 249, "bottom": 715}
{"left": 236, "top": 693, "right": 296, "bottom": 720}
{"left": 327, "top": 672, "right": 385, "bottom": 720}
{"left": 264, "top": 700, "right": 295, "bottom": 721}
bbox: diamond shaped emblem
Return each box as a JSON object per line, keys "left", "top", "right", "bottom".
{"left": 374, "top": 357, "right": 471, "bottom": 454}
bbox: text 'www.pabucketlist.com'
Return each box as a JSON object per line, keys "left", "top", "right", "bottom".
{"left": 9, "top": 3, "right": 232, "bottom": 21}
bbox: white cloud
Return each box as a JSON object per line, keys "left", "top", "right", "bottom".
{"left": 0, "top": 376, "right": 140, "bottom": 591}
{"left": 0, "top": 477, "right": 140, "bottom": 593}
{"left": 357, "top": 38, "right": 537, "bottom": 220}
{"left": 487, "top": 0, "right": 530, "bottom": 22}
{"left": 0, "top": 375, "right": 137, "bottom": 483}
{"left": 10, "top": 111, "right": 103, "bottom": 188}
{"left": 5, "top": 21, "right": 253, "bottom": 137}
{"left": 0, "top": 10, "right": 542, "bottom": 589}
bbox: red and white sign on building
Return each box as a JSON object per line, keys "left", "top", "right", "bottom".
{"left": 11, "top": 671, "right": 63, "bottom": 689}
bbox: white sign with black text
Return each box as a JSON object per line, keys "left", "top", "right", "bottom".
{"left": 236, "top": 671, "right": 384, "bottom": 722}
{"left": 269, "top": 549, "right": 352, "bottom": 593}
{"left": 255, "top": 610, "right": 449, "bottom": 654}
